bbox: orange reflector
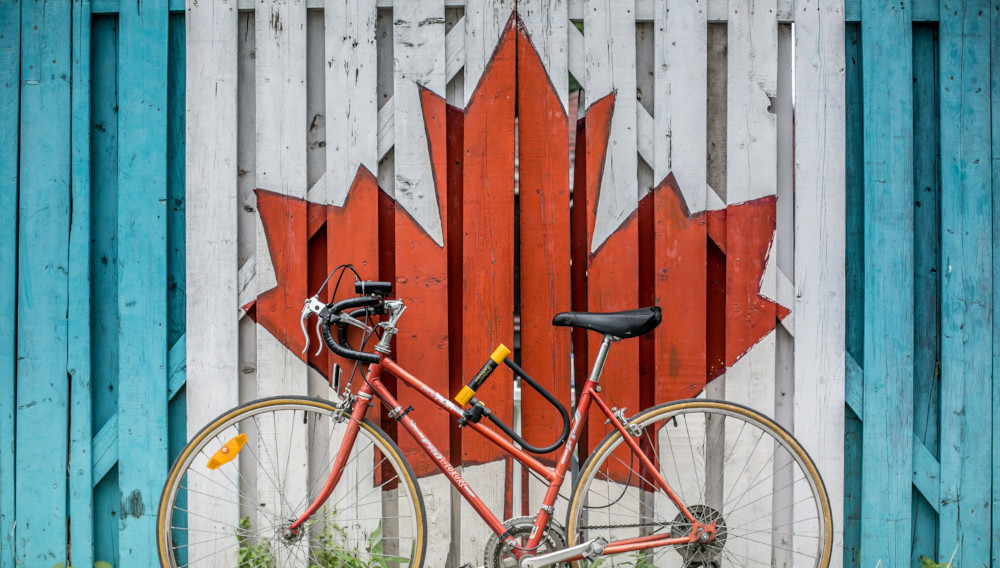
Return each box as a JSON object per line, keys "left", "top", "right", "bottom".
{"left": 207, "top": 433, "right": 247, "bottom": 470}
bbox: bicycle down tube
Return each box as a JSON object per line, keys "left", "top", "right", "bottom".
{"left": 290, "top": 346, "right": 713, "bottom": 562}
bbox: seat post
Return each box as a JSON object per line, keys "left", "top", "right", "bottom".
{"left": 586, "top": 334, "right": 617, "bottom": 384}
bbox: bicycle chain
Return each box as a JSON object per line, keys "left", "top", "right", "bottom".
{"left": 579, "top": 521, "right": 675, "bottom": 531}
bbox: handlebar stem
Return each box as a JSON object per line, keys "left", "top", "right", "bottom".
{"left": 373, "top": 300, "right": 406, "bottom": 354}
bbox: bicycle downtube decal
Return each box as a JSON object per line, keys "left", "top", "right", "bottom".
{"left": 206, "top": 433, "right": 247, "bottom": 470}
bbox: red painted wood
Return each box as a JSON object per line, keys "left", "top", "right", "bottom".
{"left": 461, "top": 17, "right": 517, "bottom": 467}
{"left": 392, "top": 87, "right": 452, "bottom": 477}
{"left": 325, "top": 168, "right": 381, "bottom": 375}
{"left": 570, "top": 116, "right": 589, "bottom": 456}
{"left": 653, "top": 175, "right": 707, "bottom": 401}
{"left": 247, "top": 189, "right": 310, "bottom": 360}
{"left": 446, "top": 103, "right": 464, "bottom": 466}
{"left": 723, "top": 196, "right": 786, "bottom": 370}
{"left": 580, "top": 94, "right": 641, "bottom": 467}
{"left": 515, "top": 21, "right": 572, "bottom": 465}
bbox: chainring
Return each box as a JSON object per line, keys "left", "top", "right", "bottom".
{"left": 484, "top": 516, "right": 570, "bottom": 568}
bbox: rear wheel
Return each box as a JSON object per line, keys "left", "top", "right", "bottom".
{"left": 565, "top": 400, "right": 832, "bottom": 567}
{"left": 157, "top": 396, "right": 426, "bottom": 567}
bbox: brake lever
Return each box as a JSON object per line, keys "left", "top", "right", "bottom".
{"left": 314, "top": 318, "right": 324, "bottom": 357}
{"left": 300, "top": 296, "right": 327, "bottom": 355}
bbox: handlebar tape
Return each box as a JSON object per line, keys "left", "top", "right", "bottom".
{"left": 319, "top": 296, "right": 384, "bottom": 364}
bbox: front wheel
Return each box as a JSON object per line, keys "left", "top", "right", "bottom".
{"left": 157, "top": 396, "right": 427, "bottom": 568}
{"left": 565, "top": 399, "right": 832, "bottom": 567}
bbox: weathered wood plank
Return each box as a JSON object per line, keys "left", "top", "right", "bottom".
{"left": 16, "top": 1, "right": 72, "bottom": 564}
{"left": 993, "top": 0, "right": 1000, "bottom": 562}
{"left": 253, "top": 1, "right": 309, "bottom": 561}
{"left": 859, "top": 0, "right": 914, "bottom": 564}
{"left": 326, "top": 0, "right": 377, "bottom": 207}
{"left": 653, "top": 0, "right": 709, "bottom": 404}
{"left": 723, "top": 0, "right": 778, "bottom": 561}
{"left": 460, "top": 2, "right": 516, "bottom": 561}
{"left": 937, "top": 1, "right": 992, "bottom": 564}
{"left": 68, "top": 1, "right": 94, "bottom": 565}
{"left": 0, "top": 0, "right": 18, "bottom": 563}
{"left": 517, "top": 0, "right": 571, "bottom": 475}
{"left": 116, "top": 0, "right": 169, "bottom": 564}
{"left": 391, "top": 2, "right": 454, "bottom": 564}
{"left": 89, "top": 16, "right": 122, "bottom": 564}
{"left": 792, "top": 1, "right": 846, "bottom": 566}
{"left": 185, "top": 1, "right": 239, "bottom": 563}
{"left": 845, "top": 0, "right": 942, "bottom": 21}
{"left": 583, "top": 0, "right": 640, "bottom": 469}
{"left": 324, "top": 0, "right": 381, "bottom": 378}
{"left": 910, "top": 23, "right": 940, "bottom": 566}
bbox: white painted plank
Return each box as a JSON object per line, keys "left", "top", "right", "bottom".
{"left": 326, "top": 0, "right": 378, "bottom": 206}
{"left": 656, "top": 0, "right": 708, "bottom": 212}
{"left": 567, "top": 20, "right": 585, "bottom": 90}
{"left": 445, "top": 16, "right": 467, "bottom": 85}
{"left": 724, "top": 0, "right": 778, "bottom": 564}
{"left": 393, "top": 0, "right": 445, "bottom": 244}
{"left": 773, "top": 23, "right": 796, "bottom": 567}
{"left": 254, "top": 0, "right": 310, "bottom": 558}
{"left": 519, "top": 0, "right": 568, "bottom": 110}
{"left": 793, "top": 0, "right": 846, "bottom": 565}
{"left": 463, "top": 0, "right": 516, "bottom": 106}
{"left": 185, "top": 2, "right": 240, "bottom": 564}
{"left": 585, "top": 0, "right": 638, "bottom": 251}
{"left": 306, "top": 10, "right": 326, "bottom": 191}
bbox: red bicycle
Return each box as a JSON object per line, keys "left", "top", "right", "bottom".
{"left": 158, "top": 276, "right": 832, "bottom": 568}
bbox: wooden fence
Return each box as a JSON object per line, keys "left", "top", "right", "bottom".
{"left": 843, "top": 1, "right": 1000, "bottom": 566}
{"left": 0, "top": 1, "right": 187, "bottom": 567}
{"left": 187, "top": 0, "right": 845, "bottom": 565}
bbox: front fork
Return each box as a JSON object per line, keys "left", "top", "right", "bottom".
{"left": 286, "top": 365, "right": 379, "bottom": 533}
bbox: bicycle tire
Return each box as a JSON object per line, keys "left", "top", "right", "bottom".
{"left": 565, "top": 399, "right": 832, "bottom": 567}
{"left": 157, "top": 395, "right": 427, "bottom": 568}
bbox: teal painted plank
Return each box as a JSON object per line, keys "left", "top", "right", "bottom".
{"left": 912, "top": 436, "right": 940, "bottom": 514}
{"left": 843, "top": 411, "right": 862, "bottom": 568}
{"left": 910, "top": 23, "right": 940, "bottom": 567}
{"left": 993, "top": 1, "right": 1000, "bottom": 565}
{"left": 17, "top": 0, "right": 72, "bottom": 564}
{"left": 846, "top": 0, "right": 942, "bottom": 21}
{"left": 68, "top": 1, "right": 94, "bottom": 566}
{"left": 860, "top": 0, "right": 914, "bottom": 566}
{"left": 89, "top": 16, "right": 121, "bottom": 566}
{"left": 937, "top": 1, "right": 992, "bottom": 565}
{"left": 92, "top": 416, "right": 118, "bottom": 486}
{"left": 116, "top": 0, "right": 170, "bottom": 563}
{"left": 92, "top": 0, "right": 184, "bottom": 13}
{"left": 166, "top": 19, "right": 187, "bottom": 567}
{"left": 843, "top": 22, "right": 863, "bottom": 568}
{"left": 845, "top": 353, "right": 863, "bottom": 416}
{"left": 0, "top": 0, "right": 18, "bottom": 565}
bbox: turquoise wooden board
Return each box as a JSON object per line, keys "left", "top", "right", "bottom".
{"left": 68, "top": 1, "right": 94, "bottom": 566}
{"left": 993, "top": 1, "right": 1000, "bottom": 564}
{"left": 0, "top": 0, "right": 19, "bottom": 565}
{"left": 860, "top": 0, "right": 915, "bottom": 566}
{"left": 166, "top": 16, "right": 187, "bottom": 567}
{"left": 115, "top": 0, "right": 170, "bottom": 564}
{"left": 843, "top": 22, "right": 864, "bottom": 568}
{"left": 90, "top": 16, "right": 122, "bottom": 566}
{"left": 937, "top": 0, "right": 993, "bottom": 564}
{"left": 16, "top": 0, "right": 72, "bottom": 564}
{"left": 910, "top": 23, "right": 940, "bottom": 567}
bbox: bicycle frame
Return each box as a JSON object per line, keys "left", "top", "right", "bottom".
{"left": 290, "top": 336, "right": 716, "bottom": 563}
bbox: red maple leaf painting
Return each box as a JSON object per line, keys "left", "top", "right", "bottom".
{"left": 244, "top": 10, "right": 787, "bottom": 425}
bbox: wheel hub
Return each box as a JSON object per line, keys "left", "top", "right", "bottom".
{"left": 670, "top": 504, "right": 727, "bottom": 566}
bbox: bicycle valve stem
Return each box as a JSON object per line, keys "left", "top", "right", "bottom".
{"left": 455, "top": 344, "right": 511, "bottom": 406}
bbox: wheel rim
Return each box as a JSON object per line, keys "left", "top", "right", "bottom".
{"left": 568, "top": 403, "right": 830, "bottom": 567}
{"left": 160, "top": 400, "right": 422, "bottom": 568}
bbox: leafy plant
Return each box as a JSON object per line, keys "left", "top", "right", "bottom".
{"left": 237, "top": 516, "right": 276, "bottom": 568}
{"left": 236, "top": 514, "right": 409, "bottom": 568}
{"left": 920, "top": 555, "right": 952, "bottom": 568}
